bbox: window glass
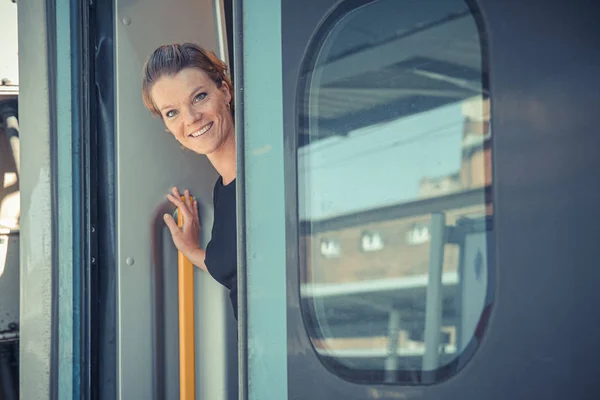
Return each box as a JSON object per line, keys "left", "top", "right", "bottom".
{"left": 297, "top": 0, "right": 493, "bottom": 384}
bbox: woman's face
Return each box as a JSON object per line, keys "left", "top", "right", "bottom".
{"left": 150, "top": 67, "right": 233, "bottom": 155}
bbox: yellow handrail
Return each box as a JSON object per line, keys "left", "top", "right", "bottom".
{"left": 178, "top": 196, "right": 196, "bottom": 400}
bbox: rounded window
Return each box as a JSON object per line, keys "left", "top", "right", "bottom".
{"left": 297, "top": 0, "right": 493, "bottom": 384}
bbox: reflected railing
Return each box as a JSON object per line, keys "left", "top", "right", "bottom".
{"left": 299, "top": 186, "right": 493, "bottom": 382}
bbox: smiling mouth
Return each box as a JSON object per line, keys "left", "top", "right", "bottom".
{"left": 189, "top": 122, "right": 213, "bottom": 138}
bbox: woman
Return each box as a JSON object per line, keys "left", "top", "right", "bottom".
{"left": 142, "top": 43, "right": 238, "bottom": 320}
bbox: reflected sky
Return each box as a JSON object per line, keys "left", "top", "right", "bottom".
{"left": 299, "top": 102, "right": 464, "bottom": 220}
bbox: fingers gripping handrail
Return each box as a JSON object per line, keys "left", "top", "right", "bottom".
{"left": 177, "top": 197, "right": 196, "bottom": 400}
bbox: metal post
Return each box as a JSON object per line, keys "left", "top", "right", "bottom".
{"left": 422, "top": 212, "right": 446, "bottom": 371}
{"left": 384, "top": 307, "right": 401, "bottom": 382}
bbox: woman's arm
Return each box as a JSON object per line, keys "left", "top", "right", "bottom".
{"left": 186, "top": 247, "right": 207, "bottom": 272}
{"left": 164, "top": 187, "right": 208, "bottom": 272}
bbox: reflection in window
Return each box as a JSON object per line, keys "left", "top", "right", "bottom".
{"left": 361, "top": 231, "right": 384, "bottom": 252}
{"left": 320, "top": 238, "right": 341, "bottom": 258}
{"left": 406, "top": 223, "right": 430, "bottom": 246}
{"left": 297, "top": 0, "right": 493, "bottom": 384}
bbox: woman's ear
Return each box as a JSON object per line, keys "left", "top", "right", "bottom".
{"left": 221, "top": 81, "right": 232, "bottom": 104}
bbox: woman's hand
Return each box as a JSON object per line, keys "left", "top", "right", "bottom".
{"left": 164, "top": 187, "right": 207, "bottom": 270}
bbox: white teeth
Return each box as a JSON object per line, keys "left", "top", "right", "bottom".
{"left": 190, "top": 122, "right": 212, "bottom": 137}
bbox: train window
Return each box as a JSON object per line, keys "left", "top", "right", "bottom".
{"left": 297, "top": 0, "right": 493, "bottom": 384}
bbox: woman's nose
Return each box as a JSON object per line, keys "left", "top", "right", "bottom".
{"left": 184, "top": 107, "right": 201, "bottom": 125}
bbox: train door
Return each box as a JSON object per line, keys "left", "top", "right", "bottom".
{"left": 17, "top": 0, "right": 238, "bottom": 398}
{"left": 236, "top": 0, "right": 600, "bottom": 399}
{"left": 111, "top": 0, "right": 238, "bottom": 399}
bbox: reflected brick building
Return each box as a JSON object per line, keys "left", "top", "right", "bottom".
{"left": 302, "top": 97, "right": 491, "bottom": 285}
{"left": 300, "top": 97, "right": 492, "bottom": 361}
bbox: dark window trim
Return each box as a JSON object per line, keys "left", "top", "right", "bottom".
{"left": 92, "top": 0, "right": 117, "bottom": 397}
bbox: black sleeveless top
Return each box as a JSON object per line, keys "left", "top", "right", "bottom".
{"left": 204, "top": 176, "right": 238, "bottom": 320}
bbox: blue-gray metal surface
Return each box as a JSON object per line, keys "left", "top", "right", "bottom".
{"left": 17, "top": 0, "right": 54, "bottom": 397}
{"left": 278, "top": 0, "right": 600, "bottom": 399}
{"left": 422, "top": 213, "right": 446, "bottom": 371}
{"left": 55, "top": 0, "right": 81, "bottom": 396}
{"left": 239, "top": 0, "right": 288, "bottom": 399}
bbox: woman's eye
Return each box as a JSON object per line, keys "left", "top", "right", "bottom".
{"left": 165, "top": 110, "right": 177, "bottom": 118}
{"left": 193, "top": 92, "right": 207, "bottom": 103}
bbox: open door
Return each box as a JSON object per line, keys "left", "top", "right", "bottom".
{"left": 112, "top": 0, "right": 238, "bottom": 398}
